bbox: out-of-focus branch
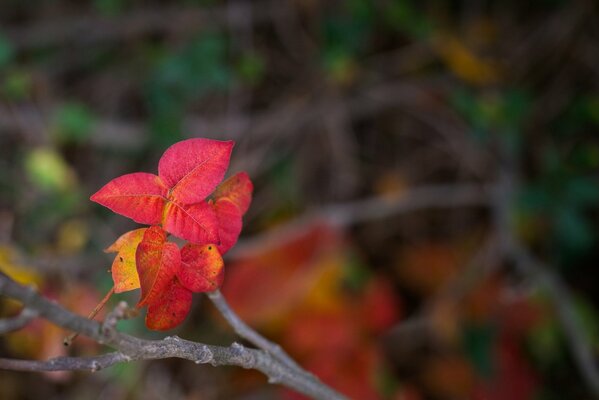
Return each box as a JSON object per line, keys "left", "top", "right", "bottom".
{"left": 0, "top": 308, "right": 38, "bottom": 334}
{"left": 0, "top": 271, "right": 346, "bottom": 400}
{"left": 2, "top": 3, "right": 271, "bottom": 50}
{"left": 232, "top": 183, "right": 496, "bottom": 257}
{"left": 506, "top": 238, "right": 599, "bottom": 396}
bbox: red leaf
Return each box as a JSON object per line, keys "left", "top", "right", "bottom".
{"left": 162, "top": 201, "right": 219, "bottom": 244}
{"left": 105, "top": 228, "right": 147, "bottom": 293}
{"left": 90, "top": 173, "right": 168, "bottom": 225}
{"left": 136, "top": 226, "right": 181, "bottom": 307}
{"left": 213, "top": 198, "right": 242, "bottom": 254}
{"left": 145, "top": 278, "right": 192, "bottom": 331}
{"left": 213, "top": 172, "right": 253, "bottom": 215}
{"left": 158, "top": 138, "right": 234, "bottom": 205}
{"left": 178, "top": 243, "right": 224, "bottom": 292}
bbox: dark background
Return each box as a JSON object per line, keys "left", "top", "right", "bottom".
{"left": 1, "top": 1, "right": 599, "bottom": 399}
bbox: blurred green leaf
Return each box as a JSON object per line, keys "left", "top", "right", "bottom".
{"left": 93, "top": 0, "right": 126, "bottom": 15}
{"left": 236, "top": 52, "right": 265, "bottom": 85}
{"left": 381, "top": 1, "right": 432, "bottom": 39}
{"left": 462, "top": 323, "right": 495, "bottom": 378}
{"left": 52, "top": 102, "right": 95, "bottom": 143}
{"left": 0, "top": 35, "right": 14, "bottom": 68}
{"left": 146, "top": 34, "right": 231, "bottom": 145}
{"left": 2, "top": 70, "right": 33, "bottom": 100}
{"left": 24, "top": 148, "right": 76, "bottom": 193}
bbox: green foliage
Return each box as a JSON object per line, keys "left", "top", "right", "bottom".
{"left": 462, "top": 323, "right": 495, "bottom": 378}
{"left": 0, "top": 34, "right": 14, "bottom": 68}
{"left": 236, "top": 52, "right": 265, "bottom": 86}
{"left": 146, "top": 34, "right": 231, "bottom": 146}
{"left": 52, "top": 102, "right": 96, "bottom": 143}
{"left": 381, "top": 0, "right": 432, "bottom": 38}
{"left": 1, "top": 69, "right": 33, "bottom": 100}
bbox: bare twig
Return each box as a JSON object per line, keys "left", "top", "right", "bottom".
{"left": 506, "top": 238, "right": 599, "bottom": 396}
{"left": 0, "top": 308, "right": 38, "bottom": 334}
{"left": 492, "top": 141, "right": 599, "bottom": 397}
{"left": 0, "top": 272, "right": 346, "bottom": 400}
{"left": 0, "top": 352, "right": 130, "bottom": 372}
{"left": 207, "top": 290, "right": 305, "bottom": 374}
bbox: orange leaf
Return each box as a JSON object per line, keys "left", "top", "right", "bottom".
{"left": 213, "top": 171, "right": 253, "bottom": 215}
{"left": 178, "top": 243, "right": 224, "bottom": 292}
{"left": 145, "top": 278, "right": 192, "bottom": 331}
{"left": 136, "top": 226, "right": 181, "bottom": 307}
{"left": 105, "top": 228, "right": 147, "bottom": 293}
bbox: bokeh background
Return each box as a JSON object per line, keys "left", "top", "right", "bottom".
{"left": 1, "top": 0, "right": 599, "bottom": 399}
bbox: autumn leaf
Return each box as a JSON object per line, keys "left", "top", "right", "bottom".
{"left": 178, "top": 243, "right": 224, "bottom": 292}
{"left": 105, "top": 228, "right": 147, "bottom": 293}
{"left": 90, "top": 138, "right": 235, "bottom": 244}
{"left": 158, "top": 138, "right": 233, "bottom": 204}
{"left": 162, "top": 201, "right": 219, "bottom": 245}
{"left": 212, "top": 198, "right": 243, "bottom": 254}
{"left": 136, "top": 226, "right": 181, "bottom": 307}
{"left": 213, "top": 171, "right": 253, "bottom": 215}
{"left": 90, "top": 172, "right": 168, "bottom": 225}
{"left": 145, "top": 278, "right": 193, "bottom": 331}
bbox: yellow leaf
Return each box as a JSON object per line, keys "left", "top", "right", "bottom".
{"left": 56, "top": 219, "right": 88, "bottom": 254}
{"left": 0, "top": 245, "right": 41, "bottom": 286}
{"left": 24, "top": 147, "right": 77, "bottom": 192}
{"left": 434, "top": 35, "right": 499, "bottom": 86}
{"left": 105, "top": 228, "right": 147, "bottom": 293}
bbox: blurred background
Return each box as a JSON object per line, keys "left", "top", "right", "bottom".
{"left": 1, "top": 0, "right": 599, "bottom": 399}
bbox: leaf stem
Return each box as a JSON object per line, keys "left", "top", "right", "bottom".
{"left": 64, "top": 286, "right": 115, "bottom": 346}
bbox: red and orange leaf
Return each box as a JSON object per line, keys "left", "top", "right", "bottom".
{"left": 90, "top": 172, "right": 168, "bottom": 225}
{"left": 158, "top": 138, "right": 234, "bottom": 205}
{"left": 105, "top": 228, "right": 147, "bottom": 293}
{"left": 162, "top": 201, "right": 219, "bottom": 244}
{"left": 145, "top": 278, "right": 192, "bottom": 331}
{"left": 136, "top": 226, "right": 181, "bottom": 307}
{"left": 178, "top": 243, "right": 224, "bottom": 293}
{"left": 213, "top": 198, "right": 242, "bottom": 254}
{"left": 213, "top": 172, "right": 253, "bottom": 215}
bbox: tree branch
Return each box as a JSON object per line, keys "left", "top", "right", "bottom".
{"left": 0, "top": 271, "right": 346, "bottom": 400}
{"left": 207, "top": 290, "right": 305, "bottom": 373}
{"left": 0, "top": 308, "right": 37, "bottom": 334}
{"left": 0, "top": 352, "right": 130, "bottom": 372}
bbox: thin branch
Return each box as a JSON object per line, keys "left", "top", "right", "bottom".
{"left": 207, "top": 290, "right": 305, "bottom": 373}
{"left": 0, "top": 271, "right": 346, "bottom": 400}
{"left": 0, "top": 308, "right": 38, "bottom": 334}
{"left": 0, "top": 352, "right": 130, "bottom": 372}
{"left": 506, "top": 238, "right": 599, "bottom": 396}
{"left": 492, "top": 143, "right": 599, "bottom": 397}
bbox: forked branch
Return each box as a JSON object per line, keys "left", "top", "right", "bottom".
{"left": 0, "top": 271, "right": 346, "bottom": 400}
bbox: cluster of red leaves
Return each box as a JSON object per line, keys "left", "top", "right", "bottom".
{"left": 91, "top": 138, "right": 252, "bottom": 330}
